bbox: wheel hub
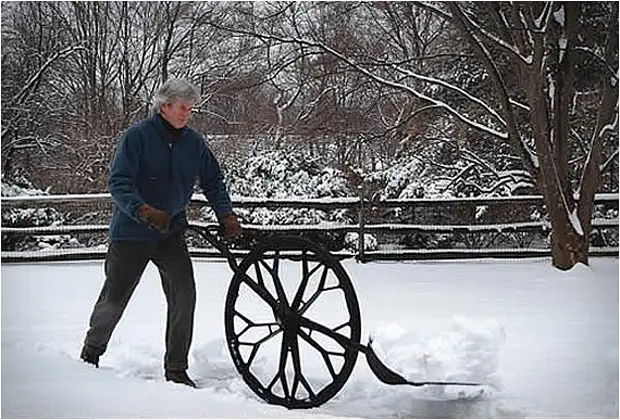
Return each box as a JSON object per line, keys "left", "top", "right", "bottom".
{"left": 275, "top": 301, "right": 299, "bottom": 333}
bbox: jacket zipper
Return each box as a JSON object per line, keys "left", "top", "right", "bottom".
{"left": 168, "top": 141, "right": 173, "bottom": 181}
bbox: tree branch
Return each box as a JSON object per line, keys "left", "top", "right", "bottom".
{"left": 12, "top": 44, "right": 86, "bottom": 106}
{"left": 448, "top": 3, "right": 538, "bottom": 171}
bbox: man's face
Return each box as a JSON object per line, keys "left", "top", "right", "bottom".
{"left": 160, "top": 99, "right": 193, "bottom": 129}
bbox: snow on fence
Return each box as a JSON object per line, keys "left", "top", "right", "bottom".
{"left": 1, "top": 192, "right": 618, "bottom": 262}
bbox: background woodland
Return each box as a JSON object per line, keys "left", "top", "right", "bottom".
{"left": 2, "top": 2, "right": 618, "bottom": 267}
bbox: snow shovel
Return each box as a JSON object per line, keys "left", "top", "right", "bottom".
{"left": 192, "top": 227, "right": 485, "bottom": 409}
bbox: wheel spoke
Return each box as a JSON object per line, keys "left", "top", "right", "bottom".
{"left": 242, "top": 342, "right": 260, "bottom": 368}
{"left": 236, "top": 269, "right": 278, "bottom": 308}
{"left": 298, "top": 265, "right": 335, "bottom": 316}
{"left": 266, "top": 373, "right": 279, "bottom": 392}
{"left": 298, "top": 315, "right": 354, "bottom": 351}
{"left": 291, "top": 251, "right": 323, "bottom": 311}
{"left": 236, "top": 318, "right": 279, "bottom": 338}
{"left": 272, "top": 250, "right": 288, "bottom": 305}
{"left": 298, "top": 328, "right": 342, "bottom": 379}
{"left": 259, "top": 253, "right": 288, "bottom": 306}
{"left": 289, "top": 336, "right": 302, "bottom": 398}
{"left": 278, "top": 332, "right": 291, "bottom": 399}
{"left": 237, "top": 324, "right": 281, "bottom": 347}
{"left": 288, "top": 333, "right": 318, "bottom": 401}
{"left": 332, "top": 320, "right": 351, "bottom": 333}
{"left": 254, "top": 261, "right": 266, "bottom": 289}
{"left": 236, "top": 323, "right": 282, "bottom": 367}
{"left": 298, "top": 375, "right": 317, "bottom": 400}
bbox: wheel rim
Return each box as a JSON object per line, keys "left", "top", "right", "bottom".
{"left": 224, "top": 235, "right": 361, "bottom": 408}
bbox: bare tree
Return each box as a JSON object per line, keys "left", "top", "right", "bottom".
{"left": 1, "top": 2, "right": 85, "bottom": 175}
{"left": 443, "top": 2, "right": 618, "bottom": 269}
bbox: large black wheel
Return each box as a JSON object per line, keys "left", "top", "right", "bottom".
{"left": 224, "top": 235, "right": 361, "bottom": 408}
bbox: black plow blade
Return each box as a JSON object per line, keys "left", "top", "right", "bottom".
{"left": 364, "top": 337, "right": 487, "bottom": 388}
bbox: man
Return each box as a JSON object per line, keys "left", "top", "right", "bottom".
{"left": 80, "top": 78, "right": 241, "bottom": 388}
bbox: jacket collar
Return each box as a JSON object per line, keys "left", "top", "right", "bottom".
{"left": 152, "top": 113, "right": 187, "bottom": 141}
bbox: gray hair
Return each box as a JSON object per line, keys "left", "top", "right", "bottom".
{"left": 150, "top": 78, "right": 201, "bottom": 115}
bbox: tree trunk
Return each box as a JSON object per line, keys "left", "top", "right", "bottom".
{"left": 524, "top": 65, "right": 586, "bottom": 270}
{"left": 547, "top": 3, "right": 586, "bottom": 270}
{"left": 548, "top": 205, "right": 588, "bottom": 270}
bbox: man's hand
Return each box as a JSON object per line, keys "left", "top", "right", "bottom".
{"left": 138, "top": 204, "right": 169, "bottom": 233}
{"left": 218, "top": 212, "right": 242, "bottom": 241}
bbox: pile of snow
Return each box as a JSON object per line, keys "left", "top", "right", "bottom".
{"left": 370, "top": 318, "right": 504, "bottom": 395}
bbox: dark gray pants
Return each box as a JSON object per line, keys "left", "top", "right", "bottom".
{"left": 84, "top": 232, "right": 196, "bottom": 371}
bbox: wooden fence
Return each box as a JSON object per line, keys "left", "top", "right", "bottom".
{"left": 1, "top": 192, "right": 618, "bottom": 262}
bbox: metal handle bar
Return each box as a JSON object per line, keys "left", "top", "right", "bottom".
{"left": 189, "top": 225, "right": 240, "bottom": 271}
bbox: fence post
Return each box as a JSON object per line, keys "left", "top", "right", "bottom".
{"left": 357, "top": 183, "right": 365, "bottom": 262}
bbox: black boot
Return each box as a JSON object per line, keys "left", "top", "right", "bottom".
{"left": 80, "top": 345, "right": 101, "bottom": 368}
{"left": 165, "top": 370, "right": 197, "bottom": 388}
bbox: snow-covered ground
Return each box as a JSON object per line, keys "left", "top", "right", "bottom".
{"left": 2, "top": 257, "right": 618, "bottom": 418}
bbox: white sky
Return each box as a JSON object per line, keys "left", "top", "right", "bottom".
{"left": 2, "top": 257, "right": 618, "bottom": 418}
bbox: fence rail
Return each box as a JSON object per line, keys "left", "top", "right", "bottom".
{"left": 2, "top": 192, "right": 618, "bottom": 263}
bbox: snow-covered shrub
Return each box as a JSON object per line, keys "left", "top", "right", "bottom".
{"left": 364, "top": 158, "right": 428, "bottom": 200}
{"left": 2, "top": 207, "right": 64, "bottom": 227}
{"left": 227, "top": 150, "right": 351, "bottom": 201}
{"left": 1, "top": 175, "right": 50, "bottom": 197}
{"left": 32, "top": 235, "right": 83, "bottom": 250}
{"left": 200, "top": 149, "right": 355, "bottom": 250}
{"left": 344, "top": 232, "right": 378, "bottom": 252}
{"left": 1, "top": 178, "right": 85, "bottom": 251}
{"left": 2, "top": 179, "right": 63, "bottom": 229}
{"left": 209, "top": 150, "right": 355, "bottom": 227}
{"left": 590, "top": 203, "right": 619, "bottom": 247}
{"left": 399, "top": 232, "right": 454, "bottom": 249}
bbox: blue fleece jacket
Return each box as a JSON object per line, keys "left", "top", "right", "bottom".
{"left": 107, "top": 113, "right": 233, "bottom": 242}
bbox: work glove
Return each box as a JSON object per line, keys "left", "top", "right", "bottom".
{"left": 138, "top": 204, "right": 169, "bottom": 233}
{"left": 218, "top": 212, "right": 242, "bottom": 241}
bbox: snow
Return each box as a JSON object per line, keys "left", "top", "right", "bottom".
{"left": 558, "top": 36, "right": 567, "bottom": 62}
{"left": 568, "top": 208, "right": 584, "bottom": 236}
{"left": 2, "top": 257, "right": 618, "bottom": 418}
{"left": 548, "top": 75, "right": 555, "bottom": 109}
{"left": 343, "top": 232, "right": 378, "bottom": 252}
{"left": 533, "top": 3, "right": 552, "bottom": 29}
{"left": 598, "top": 112, "right": 619, "bottom": 139}
{"left": 0, "top": 182, "right": 51, "bottom": 197}
{"left": 553, "top": 6, "right": 566, "bottom": 27}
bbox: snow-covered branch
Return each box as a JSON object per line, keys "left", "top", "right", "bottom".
{"left": 597, "top": 109, "right": 619, "bottom": 139}
{"left": 452, "top": 4, "right": 533, "bottom": 65}
{"left": 391, "top": 65, "right": 506, "bottom": 127}
{"left": 295, "top": 41, "right": 509, "bottom": 140}
{"left": 600, "top": 149, "right": 619, "bottom": 173}
{"left": 447, "top": 4, "right": 537, "bottom": 171}
{"left": 509, "top": 99, "right": 530, "bottom": 111}
{"left": 297, "top": 86, "right": 337, "bottom": 122}
{"left": 574, "top": 47, "right": 619, "bottom": 83}
{"left": 207, "top": 19, "right": 509, "bottom": 140}
{"left": 11, "top": 45, "right": 86, "bottom": 106}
